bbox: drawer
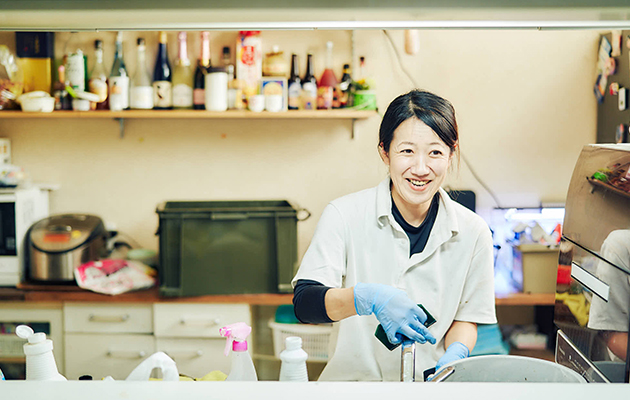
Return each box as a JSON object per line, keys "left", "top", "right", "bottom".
{"left": 153, "top": 303, "right": 251, "bottom": 338}
{"left": 64, "top": 333, "right": 155, "bottom": 380}
{"left": 64, "top": 303, "right": 153, "bottom": 334}
{"left": 156, "top": 338, "right": 232, "bottom": 379}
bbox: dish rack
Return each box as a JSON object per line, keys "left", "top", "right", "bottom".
{"left": 268, "top": 320, "right": 333, "bottom": 362}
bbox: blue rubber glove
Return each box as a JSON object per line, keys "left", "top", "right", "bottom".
{"left": 354, "top": 282, "right": 436, "bottom": 345}
{"left": 435, "top": 341, "right": 469, "bottom": 371}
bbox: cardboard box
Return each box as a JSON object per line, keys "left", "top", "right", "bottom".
{"left": 512, "top": 244, "right": 560, "bottom": 294}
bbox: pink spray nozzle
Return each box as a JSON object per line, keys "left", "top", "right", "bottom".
{"left": 219, "top": 322, "right": 252, "bottom": 356}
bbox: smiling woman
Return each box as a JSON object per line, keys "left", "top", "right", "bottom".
{"left": 291, "top": 89, "right": 496, "bottom": 381}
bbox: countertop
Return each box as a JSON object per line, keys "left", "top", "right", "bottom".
{"left": 2, "top": 381, "right": 629, "bottom": 399}
{"left": 0, "top": 285, "right": 294, "bottom": 305}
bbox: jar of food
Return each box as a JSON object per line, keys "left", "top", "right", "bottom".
{"left": 205, "top": 66, "right": 228, "bottom": 112}
{"left": 262, "top": 46, "right": 288, "bottom": 77}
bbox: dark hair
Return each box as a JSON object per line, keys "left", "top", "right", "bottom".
{"left": 379, "top": 89, "right": 459, "bottom": 157}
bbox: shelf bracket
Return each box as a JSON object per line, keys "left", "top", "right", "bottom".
{"left": 351, "top": 119, "right": 356, "bottom": 139}
{"left": 114, "top": 118, "right": 125, "bottom": 139}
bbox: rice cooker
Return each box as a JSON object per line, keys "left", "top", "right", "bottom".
{"left": 27, "top": 214, "right": 108, "bottom": 282}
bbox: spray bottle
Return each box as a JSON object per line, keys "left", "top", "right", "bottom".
{"left": 16, "top": 325, "right": 66, "bottom": 381}
{"left": 219, "top": 322, "right": 257, "bottom": 381}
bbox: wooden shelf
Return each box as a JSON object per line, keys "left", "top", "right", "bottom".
{"left": 0, "top": 109, "right": 377, "bottom": 120}
{"left": 495, "top": 292, "right": 555, "bottom": 306}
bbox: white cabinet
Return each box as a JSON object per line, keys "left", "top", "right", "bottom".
{"left": 153, "top": 303, "right": 252, "bottom": 379}
{"left": 63, "top": 303, "right": 154, "bottom": 380}
{"left": 64, "top": 333, "right": 155, "bottom": 380}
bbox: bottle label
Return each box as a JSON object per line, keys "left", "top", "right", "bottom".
{"left": 108, "top": 76, "right": 129, "bottom": 111}
{"left": 88, "top": 78, "right": 108, "bottom": 103}
{"left": 317, "top": 86, "right": 333, "bottom": 110}
{"left": 173, "top": 84, "right": 193, "bottom": 108}
{"left": 193, "top": 88, "right": 205, "bottom": 106}
{"left": 66, "top": 54, "right": 85, "bottom": 91}
{"left": 288, "top": 82, "right": 301, "bottom": 109}
{"left": 130, "top": 86, "right": 154, "bottom": 109}
{"left": 301, "top": 82, "right": 317, "bottom": 110}
{"left": 153, "top": 81, "right": 172, "bottom": 108}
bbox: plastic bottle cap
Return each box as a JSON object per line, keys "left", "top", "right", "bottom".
{"left": 285, "top": 336, "right": 302, "bottom": 351}
{"left": 16, "top": 325, "right": 34, "bottom": 340}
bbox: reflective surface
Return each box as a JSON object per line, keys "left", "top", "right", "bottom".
{"left": 555, "top": 144, "right": 630, "bottom": 383}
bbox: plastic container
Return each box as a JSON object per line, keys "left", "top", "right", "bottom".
{"left": 269, "top": 320, "right": 332, "bottom": 362}
{"left": 353, "top": 90, "right": 377, "bottom": 110}
{"left": 279, "top": 336, "right": 308, "bottom": 381}
{"left": 205, "top": 66, "right": 228, "bottom": 111}
{"left": 16, "top": 325, "right": 66, "bottom": 381}
{"left": 156, "top": 200, "right": 307, "bottom": 297}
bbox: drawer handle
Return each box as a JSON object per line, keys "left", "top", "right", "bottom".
{"left": 179, "top": 317, "right": 220, "bottom": 327}
{"left": 89, "top": 314, "right": 130, "bottom": 323}
{"left": 106, "top": 350, "right": 146, "bottom": 359}
{"left": 164, "top": 350, "right": 203, "bottom": 360}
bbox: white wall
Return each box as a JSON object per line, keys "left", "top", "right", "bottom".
{"left": 0, "top": 29, "right": 599, "bottom": 259}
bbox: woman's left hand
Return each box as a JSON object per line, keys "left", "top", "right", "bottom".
{"left": 435, "top": 341, "right": 469, "bottom": 371}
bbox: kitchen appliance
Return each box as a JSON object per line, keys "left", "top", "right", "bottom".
{"left": 27, "top": 214, "right": 108, "bottom": 282}
{"left": 554, "top": 144, "right": 630, "bottom": 383}
{"left": 0, "top": 186, "right": 49, "bottom": 286}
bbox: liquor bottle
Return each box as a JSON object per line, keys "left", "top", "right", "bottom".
{"left": 222, "top": 46, "right": 234, "bottom": 81}
{"left": 317, "top": 41, "right": 338, "bottom": 110}
{"left": 130, "top": 38, "right": 153, "bottom": 110}
{"left": 88, "top": 39, "right": 108, "bottom": 110}
{"left": 66, "top": 49, "right": 85, "bottom": 92}
{"left": 153, "top": 31, "right": 172, "bottom": 109}
{"left": 287, "top": 54, "right": 301, "bottom": 110}
{"left": 172, "top": 31, "right": 193, "bottom": 109}
{"left": 108, "top": 31, "right": 129, "bottom": 111}
{"left": 53, "top": 65, "right": 71, "bottom": 110}
{"left": 338, "top": 63, "right": 352, "bottom": 108}
{"left": 193, "top": 32, "right": 210, "bottom": 110}
{"left": 301, "top": 53, "right": 317, "bottom": 110}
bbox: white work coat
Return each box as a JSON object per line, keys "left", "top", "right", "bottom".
{"left": 293, "top": 179, "right": 497, "bottom": 381}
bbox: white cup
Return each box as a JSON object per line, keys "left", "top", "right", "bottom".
{"left": 265, "top": 94, "right": 283, "bottom": 112}
{"left": 248, "top": 95, "right": 265, "bottom": 112}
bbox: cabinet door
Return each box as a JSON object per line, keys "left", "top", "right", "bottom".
{"left": 153, "top": 303, "right": 250, "bottom": 338}
{"left": 156, "top": 337, "right": 231, "bottom": 379}
{"left": 64, "top": 333, "right": 155, "bottom": 380}
{"left": 64, "top": 303, "right": 153, "bottom": 334}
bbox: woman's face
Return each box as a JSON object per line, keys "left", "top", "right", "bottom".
{"left": 380, "top": 118, "right": 453, "bottom": 216}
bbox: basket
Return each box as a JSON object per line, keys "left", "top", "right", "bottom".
{"left": 268, "top": 320, "right": 333, "bottom": 362}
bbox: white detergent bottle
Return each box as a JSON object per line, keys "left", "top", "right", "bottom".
{"left": 279, "top": 336, "right": 308, "bottom": 382}
{"left": 16, "top": 325, "right": 66, "bottom": 381}
{"left": 219, "top": 322, "right": 257, "bottom": 381}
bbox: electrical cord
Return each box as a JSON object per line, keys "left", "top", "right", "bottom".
{"left": 382, "top": 29, "right": 502, "bottom": 208}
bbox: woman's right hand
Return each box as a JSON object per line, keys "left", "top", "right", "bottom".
{"left": 354, "top": 282, "right": 437, "bottom": 345}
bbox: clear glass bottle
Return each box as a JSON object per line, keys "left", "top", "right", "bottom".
{"left": 108, "top": 31, "right": 129, "bottom": 111}
{"left": 130, "top": 38, "right": 153, "bottom": 110}
{"left": 172, "top": 31, "right": 193, "bottom": 109}
{"left": 193, "top": 31, "right": 210, "bottom": 110}
{"left": 317, "top": 41, "right": 338, "bottom": 110}
{"left": 153, "top": 31, "right": 172, "bottom": 110}
{"left": 88, "top": 39, "right": 108, "bottom": 110}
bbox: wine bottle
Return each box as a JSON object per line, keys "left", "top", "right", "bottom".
{"left": 88, "top": 39, "right": 108, "bottom": 110}
{"left": 130, "top": 38, "right": 153, "bottom": 110}
{"left": 108, "top": 31, "right": 129, "bottom": 111}
{"left": 317, "top": 41, "right": 338, "bottom": 110}
{"left": 338, "top": 63, "right": 352, "bottom": 108}
{"left": 153, "top": 31, "right": 172, "bottom": 110}
{"left": 172, "top": 31, "right": 193, "bottom": 109}
{"left": 301, "top": 53, "right": 317, "bottom": 110}
{"left": 287, "top": 54, "right": 301, "bottom": 110}
{"left": 193, "top": 31, "right": 210, "bottom": 110}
